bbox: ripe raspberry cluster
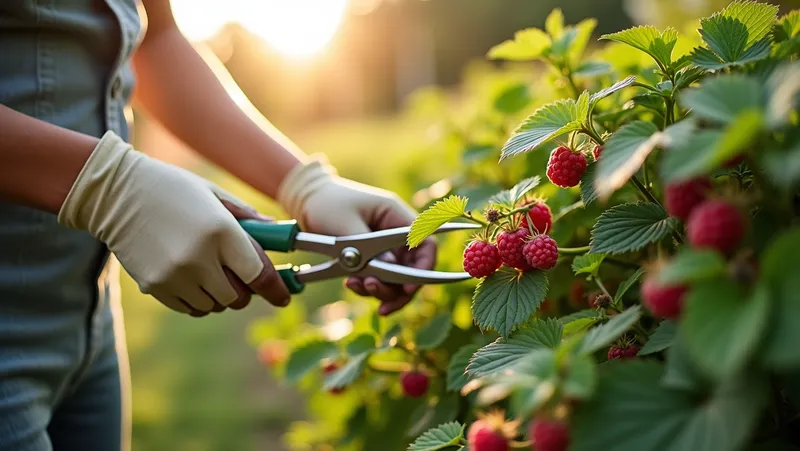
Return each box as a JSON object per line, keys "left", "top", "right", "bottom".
{"left": 462, "top": 200, "right": 559, "bottom": 278}
{"left": 400, "top": 371, "right": 429, "bottom": 398}
{"left": 608, "top": 344, "right": 640, "bottom": 360}
{"left": 547, "top": 146, "right": 587, "bottom": 188}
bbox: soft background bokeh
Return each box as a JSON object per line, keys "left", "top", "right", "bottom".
{"left": 124, "top": 0, "right": 798, "bottom": 449}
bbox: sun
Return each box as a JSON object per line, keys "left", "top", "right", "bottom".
{"left": 170, "top": 0, "right": 350, "bottom": 58}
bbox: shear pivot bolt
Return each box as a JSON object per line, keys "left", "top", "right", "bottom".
{"left": 341, "top": 247, "right": 362, "bottom": 269}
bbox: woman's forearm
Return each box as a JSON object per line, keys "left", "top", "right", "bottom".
{"left": 0, "top": 105, "right": 98, "bottom": 214}
{"left": 132, "top": 27, "right": 306, "bottom": 200}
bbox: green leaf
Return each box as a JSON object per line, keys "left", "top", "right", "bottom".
{"left": 545, "top": 8, "right": 564, "bottom": 37}
{"left": 600, "top": 26, "right": 679, "bottom": 70}
{"left": 488, "top": 177, "right": 541, "bottom": 208}
{"left": 380, "top": 324, "right": 402, "bottom": 349}
{"left": 488, "top": 28, "right": 551, "bottom": 61}
{"left": 285, "top": 340, "right": 339, "bottom": 383}
{"left": 766, "top": 62, "right": 800, "bottom": 128}
{"left": 690, "top": 39, "right": 771, "bottom": 70}
{"left": 407, "top": 395, "right": 460, "bottom": 439}
{"left": 615, "top": 268, "right": 645, "bottom": 303}
{"left": 590, "top": 203, "right": 678, "bottom": 255}
{"left": 594, "top": 121, "right": 661, "bottom": 200}
{"left": 661, "top": 111, "right": 763, "bottom": 182}
{"left": 579, "top": 162, "right": 599, "bottom": 206}
{"left": 571, "top": 253, "right": 606, "bottom": 277}
{"left": 447, "top": 344, "right": 481, "bottom": 392}
{"left": 722, "top": 0, "right": 780, "bottom": 46}
{"left": 775, "top": 10, "right": 800, "bottom": 40}
{"left": 574, "top": 61, "right": 612, "bottom": 78}
{"left": 416, "top": 313, "right": 453, "bottom": 350}
{"left": 568, "top": 19, "right": 600, "bottom": 65}
{"left": 472, "top": 267, "right": 549, "bottom": 338}
{"left": 638, "top": 320, "right": 677, "bottom": 356}
{"left": 562, "top": 354, "right": 597, "bottom": 400}
{"left": 764, "top": 142, "right": 800, "bottom": 189}
{"left": 324, "top": 352, "right": 369, "bottom": 390}
{"left": 559, "top": 309, "right": 600, "bottom": 324}
{"left": 408, "top": 422, "right": 464, "bottom": 451}
{"left": 346, "top": 334, "right": 377, "bottom": 355}
{"left": 761, "top": 228, "right": 800, "bottom": 369}
{"left": 577, "top": 306, "right": 642, "bottom": 355}
{"left": 408, "top": 195, "right": 468, "bottom": 248}
{"left": 589, "top": 76, "right": 638, "bottom": 108}
{"left": 662, "top": 332, "right": 709, "bottom": 392}
{"left": 500, "top": 98, "right": 587, "bottom": 160}
{"left": 563, "top": 317, "right": 599, "bottom": 337}
{"left": 494, "top": 83, "right": 532, "bottom": 114}
{"left": 572, "top": 361, "right": 769, "bottom": 451}
{"left": 682, "top": 278, "right": 770, "bottom": 380}
{"left": 658, "top": 249, "right": 727, "bottom": 285}
{"left": 680, "top": 74, "right": 764, "bottom": 124}
{"left": 467, "top": 318, "right": 563, "bottom": 377}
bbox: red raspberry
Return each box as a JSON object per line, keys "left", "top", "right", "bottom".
{"left": 323, "top": 362, "right": 345, "bottom": 395}
{"left": 641, "top": 276, "right": 687, "bottom": 319}
{"left": 400, "top": 371, "right": 429, "bottom": 398}
{"left": 463, "top": 241, "right": 501, "bottom": 278}
{"left": 467, "top": 420, "right": 509, "bottom": 451}
{"left": 529, "top": 419, "right": 570, "bottom": 451}
{"left": 496, "top": 228, "right": 532, "bottom": 271}
{"left": 522, "top": 235, "right": 559, "bottom": 270}
{"left": 547, "top": 146, "right": 587, "bottom": 188}
{"left": 520, "top": 202, "right": 553, "bottom": 234}
{"left": 687, "top": 200, "right": 744, "bottom": 254}
{"left": 592, "top": 145, "right": 603, "bottom": 161}
{"left": 665, "top": 177, "right": 712, "bottom": 221}
{"left": 608, "top": 345, "right": 640, "bottom": 360}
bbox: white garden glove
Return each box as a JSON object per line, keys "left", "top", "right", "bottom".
{"left": 277, "top": 155, "right": 436, "bottom": 315}
{"left": 58, "top": 131, "right": 291, "bottom": 316}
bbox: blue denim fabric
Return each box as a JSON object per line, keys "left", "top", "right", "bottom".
{"left": 0, "top": 1, "right": 141, "bottom": 449}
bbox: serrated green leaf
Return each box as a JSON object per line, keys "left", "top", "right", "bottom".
{"left": 408, "top": 422, "right": 464, "bottom": 451}
{"left": 600, "top": 26, "right": 679, "bottom": 70}
{"left": 572, "top": 361, "right": 769, "bottom": 451}
{"left": 563, "top": 317, "right": 599, "bottom": 337}
{"left": 472, "top": 267, "right": 549, "bottom": 338}
{"left": 324, "top": 352, "right": 369, "bottom": 390}
{"left": 285, "top": 340, "right": 339, "bottom": 383}
{"left": 615, "top": 268, "right": 645, "bottom": 303}
{"left": 488, "top": 28, "right": 551, "bottom": 61}
{"left": 682, "top": 278, "right": 770, "bottom": 380}
{"left": 500, "top": 99, "right": 586, "bottom": 160}
{"left": 589, "top": 76, "right": 637, "bottom": 108}
{"left": 346, "top": 334, "right": 376, "bottom": 355}
{"left": 572, "top": 253, "right": 606, "bottom": 277}
{"left": 447, "top": 344, "right": 481, "bottom": 392}
{"left": 680, "top": 74, "right": 764, "bottom": 124}
{"left": 559, "top": 309, "right": 600, "bottom": 324}
{"left": 719, "top": 0, "right": 779, "bottom": 47}
{"left": 658, "top": 249, "right": 727, "bottom": 285}
{"left": 467, "top": 318, "right": 563, "bottom": 377}
{"left": 674, "top": 66, "right": 707, "bottom": 90}
{"left": 775, "top": 10, "right": 800, "bottom": 41}
{"left": 577, "top": 306, "right": 642, "bottom": 355}
{"left": 690, "top": 39, "right": 772, "bottom": 70}
{"left": 638, "top": 320, "right": 677, "bottom": 356}
{"left": 761, "top": 228, "right": 800, "bottom": 369}
{"left": 416, "top": 313, "right": 453, "bottom": 350}
{"left": 545, "top": 8, "right": 564, "bottom": 37}
{"left": 580, "top": 162, "right": 599, "bottom": 206}
{"left": 568, "top": 18, "right": 599, "bottom": 65}
{"left": 407, "top": 395, "right": 460, "bottom": 439}
{"left": 494, "top": 83, "right": 532, "bottom": 114}
{"left": 632, "top": 93, "right": 667, "bottom": 111}
{"left": 590, "top": 203, "right": 678, "bottom": 254}
{"left": 408, "top": 196, "right": 468, "bottom": 248}
{"left": 594, "top": 121, "right": 661, "bottom": 201}
{"left": 574, "top": 61, "right": 612, "bottom": 78}
{"left": 488, "top": 177, "right": 541, "bottom": 208}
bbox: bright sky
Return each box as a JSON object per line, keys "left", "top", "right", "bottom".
{"left": 170, "top": 0, "right": 351, "bottom": 58}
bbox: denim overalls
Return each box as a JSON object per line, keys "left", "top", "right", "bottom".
{"left": 0, "top": 1, "right": 142, "bottom": 449}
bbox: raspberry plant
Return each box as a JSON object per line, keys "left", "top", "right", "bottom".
{"left": 254, "top": 3, "right": 800, "bottom": 450}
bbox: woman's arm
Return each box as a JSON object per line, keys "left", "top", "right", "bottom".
{"left": 133, "top": 0, "right": 306, "bottom": 200}
{"left": 0, "top": 104, "right": 98, "bottom": 213}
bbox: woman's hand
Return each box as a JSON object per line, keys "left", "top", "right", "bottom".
{"left": 278, "top": 157, "right": 436, "bottom": 316}
{"left": 58, "top": 131, "right": 291, "bottom": 316}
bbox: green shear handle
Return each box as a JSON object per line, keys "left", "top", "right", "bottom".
{"left": 238, "top": 219, "right": 306, "bottom": 294}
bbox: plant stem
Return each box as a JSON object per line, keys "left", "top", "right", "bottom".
{"left": 630, "top": 175, "right": 662, "bottom": 208}
{"left": 560, "top": 246, "right": 590, "bottom": 255}
{"left": 632, "top": 81, "right": 658, "bottom": 91}
{"left": 582, "top": 124, "right": 605, "bottom": 146}
{"left": 500, "top": 205, "right": 532, "bottom": 218}
{"left": 593, "top": 276, "right": 612, "bottom": 298}
{"left": 462, "top": 212, "right": 489, "bottom": 227}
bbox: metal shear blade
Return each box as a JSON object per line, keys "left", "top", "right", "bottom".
{"left": 291, "top": 222, "right": 481, "bottom": 284}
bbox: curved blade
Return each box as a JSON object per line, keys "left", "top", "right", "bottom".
{"left": 335, "top": 222, "right": 482, "bottom": 262}
{"left": 359, "top": 260, "right": 473, "bottom": 285}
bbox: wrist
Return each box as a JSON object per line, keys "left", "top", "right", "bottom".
{"left": 276, "top": 154, "right": 338, "bottom": 224}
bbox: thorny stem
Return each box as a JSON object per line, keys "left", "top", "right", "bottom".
{"left": 560, "top": 246, "right": 591, "bottom": 255}
{"left": 593, "top": 276, "right": 612, "bottom": 299}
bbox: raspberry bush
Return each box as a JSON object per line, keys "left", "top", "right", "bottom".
{"left": 252, "top": 3, "right": 800, "bottom": 450}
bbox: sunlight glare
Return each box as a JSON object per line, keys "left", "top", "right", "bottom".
{"left": 170, "top": 0, "right": 350, "bottom": 58}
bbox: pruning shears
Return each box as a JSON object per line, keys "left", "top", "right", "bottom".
{"left": 238, "top": 219, "right": 482, "bottom": 294}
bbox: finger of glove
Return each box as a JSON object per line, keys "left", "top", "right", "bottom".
{"left": 149, "top": 289, "right": 193, "bottom": 315}
{"left": 245, "top": 240, "right": 291, "bottom": 307}
{"left": 212, "top": 187, "right": 273, "bottom": 221}
{"left": 177, "top": 286, "right": 217, "bottom": 313}
{"left": 224, "top": 266, "right": 253, "bottom": 310}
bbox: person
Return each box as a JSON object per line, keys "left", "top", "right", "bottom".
{"left": 0, "top": 1, "right": 436, "bottom": 450}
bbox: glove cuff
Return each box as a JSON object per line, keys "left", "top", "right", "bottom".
{"left": 276, "top": 154, "right": 338, "bottom": 228}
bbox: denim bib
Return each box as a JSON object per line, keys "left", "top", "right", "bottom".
{"left": 0, "top": 2, "right": 142, "bottom": 449}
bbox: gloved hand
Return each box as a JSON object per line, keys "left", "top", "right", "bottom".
{"left": 58, "top": 131, "right": 291, "bottom": 316}
{"left": 278, "top": 155, "right": 436, "bottom": 315}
